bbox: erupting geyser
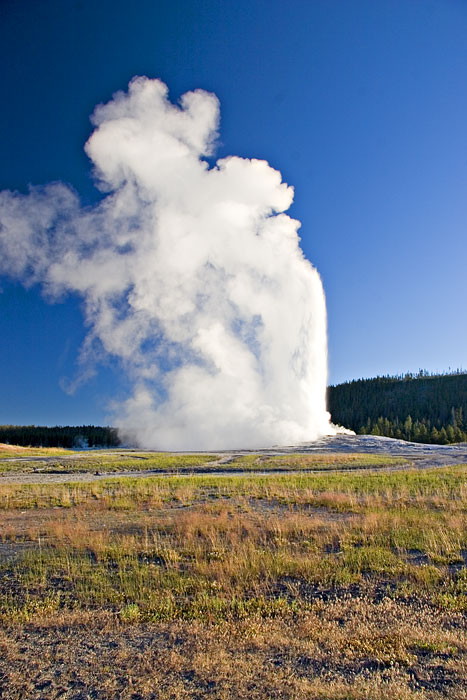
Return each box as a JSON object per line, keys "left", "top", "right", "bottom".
{"left": 0, "top": 77, "right": 336, "bottom": 449}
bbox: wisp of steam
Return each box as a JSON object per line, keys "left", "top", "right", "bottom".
{"left": 0, "top": 77, "right": 336, "bottom": 449}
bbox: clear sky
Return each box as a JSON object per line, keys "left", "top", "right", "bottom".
{"left": 0, "top": 0, "right": 466, "bottom": 425}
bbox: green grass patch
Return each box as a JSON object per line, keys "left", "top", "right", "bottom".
{"left": 0, "top": 451, "right": 219, "bottom": 474}
{"left": 0, "top": 450, "right": 405, "bottom": 475}
{"left": 1, "top": 462, "right": 466, "bottom": 509}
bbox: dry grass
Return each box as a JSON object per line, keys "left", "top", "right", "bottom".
{"left": 0, "top": 443, "right": 73, "bottom": 459}
{"left": 1, "top": 600, "right": 465, "bottom": 699}
{"left": 0, "top": 459, "right": 466, "bottom": 698}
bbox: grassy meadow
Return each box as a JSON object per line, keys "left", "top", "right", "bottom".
{"left": 0, "top": 450, "right": 219, "bottom": 474}
{"left": 0, "top": 443, "right": 74, "bottom": 459}
{"left": 0, "top": 452, "right": 466, "bottom": 698}
{"left": 0, "top": 449, "right": 407, "bottom": 474}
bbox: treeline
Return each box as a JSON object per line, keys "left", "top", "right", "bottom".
{"left": 328, "top": 370, "right": 467, "bottom": 444}
{"left": 0, "top": 425, "right": 121, "bottom": 448}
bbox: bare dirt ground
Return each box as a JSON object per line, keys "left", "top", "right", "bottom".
{"left": 2, "top": 601, "right": 466, "bottom": 700}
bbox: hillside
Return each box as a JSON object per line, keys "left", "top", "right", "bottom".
{"left": 328, "top": 371, "right": 467, "bottom": 443}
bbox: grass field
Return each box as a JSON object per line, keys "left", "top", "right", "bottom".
{"left": 0, "top": 451, "right": 219, "bottom": 474}
{"left": 0, "top": 443, "right": 74, "bottom": 459}
{"left": 0, "top": 450, "right": 406, "bottom": 474}
{"left": 0, "top": 454, "right": 466, "bottom": 698}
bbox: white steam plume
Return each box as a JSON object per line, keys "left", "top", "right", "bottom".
{"left": 0, "top": 77, "right": 335, "bottom": 449}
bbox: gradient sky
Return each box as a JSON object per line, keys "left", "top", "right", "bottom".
{"left": 1, "top": 0, "right": 466, "bottom": 425}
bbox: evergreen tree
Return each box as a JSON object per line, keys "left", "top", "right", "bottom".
{"left": 328, "top": 370, "right": 467, "bottom": 445}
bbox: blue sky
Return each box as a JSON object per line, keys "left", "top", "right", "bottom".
{"left": 0, "top": 0, "right": 466, "bottom": 425}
